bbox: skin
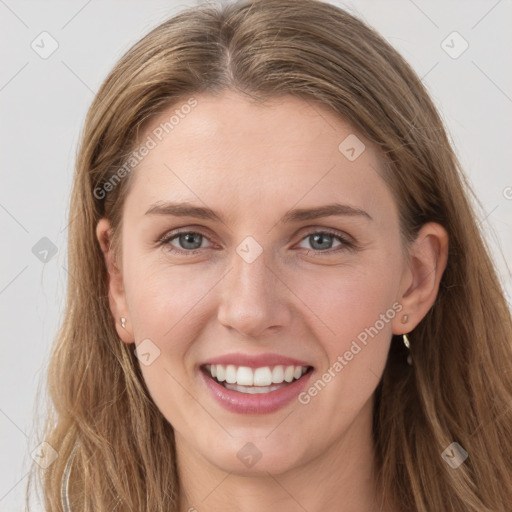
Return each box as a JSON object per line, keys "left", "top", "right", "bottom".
{"left": 96, "top": 91, "right": 448, "bottom": 512}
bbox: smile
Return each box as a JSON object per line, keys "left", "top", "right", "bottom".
{"left": 200, "top": 363, "right": 314, "bottom": 414}
{"left": 202, "top": 364, "right": 311, "bottom": 393}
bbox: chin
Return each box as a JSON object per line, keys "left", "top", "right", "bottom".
{"left": 199, "top": 437, "right": 305, "bottom": 476}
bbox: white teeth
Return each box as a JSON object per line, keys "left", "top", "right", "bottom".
{"left": 216, "top": 365, "right": 226, "bottom": 382}
{"left": 204, "top": 364, "right": 309, "bottom": 387}
{"left": 225, "top": 365, "right": 237, "bottom": 384}
{"left": 271, "top": 365, "right": 284, "bottom": 384}
{"left": 223, "top": 383, "right": 282, "bottom": 394}
{"left": 236, "top": 366, "right": 253, "bottom": 386}
{"left": 253, "top": 367, "right": 272, "bottom": 386}
{"left": 284, "top": 366, "right": 295, "bottom": 382}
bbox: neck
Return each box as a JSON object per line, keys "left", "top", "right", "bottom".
{"left": 176, "top": 396, "right": 389, "bottom": 512}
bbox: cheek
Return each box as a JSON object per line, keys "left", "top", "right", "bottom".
{"left": 291, "top": 255, "right": 402, "bottom": 344}
{"left": 125, "top": 256, "right": 217, "bottom": 342}
{"left": 127, "top": 263, "right": 212, "bottom": 428}
{"left": 123, "top": 262, "right": 212, "bottom": 410}
{"left": 291, "top": 255, "right": 401, "bottom": 400}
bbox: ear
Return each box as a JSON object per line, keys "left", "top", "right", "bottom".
{"left": 96, "top": 218, "right": 134, "bottom": 344}
{"left": 392, "top": 222, "right": 449, "bottom": 334}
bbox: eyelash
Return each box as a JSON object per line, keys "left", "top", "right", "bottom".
{"left": 156, "top": 228, "right": 355, "bottom": 256}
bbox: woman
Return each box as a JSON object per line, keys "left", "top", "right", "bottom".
{"left": 28, "top": 0, "right": 512, "bottom": 511}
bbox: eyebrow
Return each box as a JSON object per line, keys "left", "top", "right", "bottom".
{"left": 145, "top": 201, "right": 373, "bottom": 223}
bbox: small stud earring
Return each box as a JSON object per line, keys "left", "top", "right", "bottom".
{"left": 121, "top": 317, "right": 126, "bottom": 329}
{"left": 401, "top": 314, "right": 409, "bottom": 324}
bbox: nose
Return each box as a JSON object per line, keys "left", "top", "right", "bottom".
{"left": 216, "top": 249, "right": 292, "bottom": 338}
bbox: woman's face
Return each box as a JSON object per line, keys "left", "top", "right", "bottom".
{"left": 101, "top": 91, "right": 413, "bottom": 475}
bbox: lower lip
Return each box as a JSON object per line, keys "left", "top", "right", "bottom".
{"left": 199, "top": 368, "right": 314, "bottom": 414}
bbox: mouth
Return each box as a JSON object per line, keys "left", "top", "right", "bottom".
{"left": 201, "top": 363, "right": 313, "bottom": 394}
{"left": 199, "top": 362, "right": 314, "bottom": 414}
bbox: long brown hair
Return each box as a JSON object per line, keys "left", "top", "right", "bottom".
{"left": 27, "top": 1, "right": 512, "bottom": 510}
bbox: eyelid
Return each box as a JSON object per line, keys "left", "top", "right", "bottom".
{"left": 156, "top": 222, "right": 218, "bottom": 242}
{"left": 296, "top": 226, "right": 354, "bottom": 243}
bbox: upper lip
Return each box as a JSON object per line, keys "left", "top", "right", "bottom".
{"left": 200, "top": 352, "right": 313, "bottom": 369}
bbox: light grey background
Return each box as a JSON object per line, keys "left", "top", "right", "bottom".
{"left": 1, "top": 1, "right": 511, "bottom": 510}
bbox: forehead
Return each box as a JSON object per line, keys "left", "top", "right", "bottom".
{"left": 123, "top": 91, "right": 394, "bottom": 223}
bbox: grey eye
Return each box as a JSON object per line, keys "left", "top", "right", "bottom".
{"left": 298, "top": 232, "right": 344, "bottom": 251}
{"left": 174, "top": 232, "right": 204, "bottom": 250}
